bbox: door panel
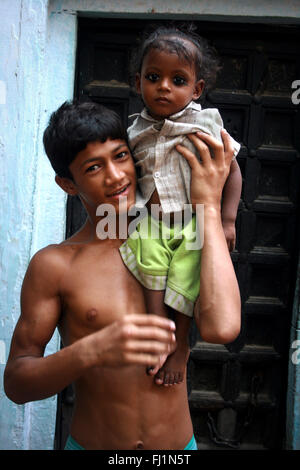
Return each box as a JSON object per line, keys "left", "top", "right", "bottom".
{"left": 55, "top": 18, "right": 300, "bottom": 450}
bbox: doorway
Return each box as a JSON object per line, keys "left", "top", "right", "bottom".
{"left": 55, "top": 18, "right": 300, "bottom": 450}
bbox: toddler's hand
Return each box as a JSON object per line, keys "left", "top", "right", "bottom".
{"left": 222, "top": 221, "right": 236, "bottom": 252}
{"left": 175, "top": 129, "right": 234, "bottom": 210}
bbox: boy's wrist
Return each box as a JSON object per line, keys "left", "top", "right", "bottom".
{"left": 196, "top": 204, "right": 222, "bottom": 225}
{"left": 200, "top": 203, "right": 221, "bottom": 215}
{"left": 76, "top": 333, "right": 101, "bottom": 370}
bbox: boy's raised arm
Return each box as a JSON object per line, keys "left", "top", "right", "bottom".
{"left": 176, "top": 130, "right": 241, "bottom": 344}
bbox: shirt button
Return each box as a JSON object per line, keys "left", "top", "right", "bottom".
{"left": 154, "top": 171, "right": 160, "bottom": 178}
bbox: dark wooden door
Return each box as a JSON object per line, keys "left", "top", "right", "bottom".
{"left": 54, "top": 18, "right": 300, "bottom": 450}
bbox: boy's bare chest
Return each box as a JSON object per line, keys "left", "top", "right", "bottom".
{"left": 59, "top": 244, "right": 145, "bottom": 335}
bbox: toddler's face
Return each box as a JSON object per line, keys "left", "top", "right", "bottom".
{"left": 136, "top": 47, "right": 203, "bottom": 120}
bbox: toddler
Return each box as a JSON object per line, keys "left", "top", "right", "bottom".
{"left": 119, "top": 25, "right": 242, "bottom": 386}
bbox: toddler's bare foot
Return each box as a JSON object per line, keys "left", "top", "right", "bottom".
{"left": 146, "top": 353, "right": 168, "bottom": 377}
{"left": 154, "top": 345, "right": 190, "bottom": 386}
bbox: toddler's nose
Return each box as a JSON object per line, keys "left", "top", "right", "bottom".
{"left": 159, "top": 78, "right": 171, "bottom": 91}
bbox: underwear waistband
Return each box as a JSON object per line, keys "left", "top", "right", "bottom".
{"left": 64, "top": 433, "right": 197, "bottom": 450}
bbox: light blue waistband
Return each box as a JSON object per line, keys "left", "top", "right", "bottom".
{"left": 65, "top": 435, "right": 85, "bottom": 450}
{"left": 184, "top": 434, "right": 198, "bottom": 450}
{"left": 65, "top": 433, "right": 197, "bottom": 450}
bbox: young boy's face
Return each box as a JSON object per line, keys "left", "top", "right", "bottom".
{"left": 61, "top": 138, "right": 137, "bottom": 215}
{"left": 136, "top": 45, "right": 204, "bottom": 120}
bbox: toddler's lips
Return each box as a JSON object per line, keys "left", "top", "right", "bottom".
{"left": 155, "top": 97, "right": 170, "bottom": 104}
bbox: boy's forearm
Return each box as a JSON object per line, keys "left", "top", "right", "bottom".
{"left": 4, "top": 335, "right": 95, "bottom": 404}
{"left": 194, "top": 205, "right": 241, "bottom": 344}
{"left": 4, "top": 314, "right": 177, "bottom": 404}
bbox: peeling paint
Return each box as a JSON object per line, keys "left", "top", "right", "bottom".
{"left": 0, "top": 341, "right": 5, "bottom": 364}
{"left": 0, "top": 81, "right": 6, "bottom": 105}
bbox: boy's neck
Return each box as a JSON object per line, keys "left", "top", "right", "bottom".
{"left": 68, "top": 212, "right": 131, "bottom": 245}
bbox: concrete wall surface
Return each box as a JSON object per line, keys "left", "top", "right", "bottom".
{"left": 50, "top": 0, "right": 300, "bottom": 23}
{"left": 0, "top": 0, "right": 76, "bottom": 450}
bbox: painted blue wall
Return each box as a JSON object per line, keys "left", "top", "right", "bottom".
{"left": 0, "top": 0, "right": 76, "bottom": 449}
{"left": 0, "top": 0, "right": 299, "bottom": 451}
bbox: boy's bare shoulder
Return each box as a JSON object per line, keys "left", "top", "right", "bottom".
{"left": 31, "top": 241, "right": 76, "bottom": 262}
{"left": 26, "top": 242, "right": 79, "bottom": 284}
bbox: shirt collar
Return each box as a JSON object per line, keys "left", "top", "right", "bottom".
{"left": 140, "top": 101, "right": 202, "bottom": 122}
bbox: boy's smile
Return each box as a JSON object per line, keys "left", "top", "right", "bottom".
{"left": 136, "top": 46, "right": 204, "bottom": 120}
{"left": 65, "top": 139, "right": 137, "bottom": 216}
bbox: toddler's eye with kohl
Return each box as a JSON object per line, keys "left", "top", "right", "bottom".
{"left": 173, "top": 76, "right": 186, "bottom": 86}
{"left": 145, "top": 73, "right": 159, "bottom": 82}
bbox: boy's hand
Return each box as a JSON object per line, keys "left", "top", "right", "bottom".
{"left": 222, "top": 220, "right": 236, "bottom": 252}
{"left": 86, "top": 314, "right": 177, "bottom": 369}
{"left": 176, "top": 129, "right": 234, "bottom": 210}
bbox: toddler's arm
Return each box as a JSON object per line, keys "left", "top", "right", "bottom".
{"left": 221, "top": 158, "right": 242, "bottom": 252}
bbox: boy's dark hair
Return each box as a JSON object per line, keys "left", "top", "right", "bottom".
{"left": 130, "top": 22, "right": 221, "bottom": 94}
{"left": 43, "top": 100, "right": 128, "bottom": 179}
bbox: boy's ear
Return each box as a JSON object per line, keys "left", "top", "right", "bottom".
{"left": 193, "top": 79, "right": 205, "bottom": 100}
{"left": 135, "top": 73, "right": 142, "bottom": 94}
{"left": 55, "top": 175, "right": 78, "bottom": 196}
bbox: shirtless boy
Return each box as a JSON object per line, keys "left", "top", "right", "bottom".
{"left": 4, "top": 101, "right": 240, "bottom": 450}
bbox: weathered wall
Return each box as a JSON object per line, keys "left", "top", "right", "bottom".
{"left": 51, "top": 0, "right": 300, "bottom": 23}
{"left": 0, "top": 0, "right": 76, "bottom": 449}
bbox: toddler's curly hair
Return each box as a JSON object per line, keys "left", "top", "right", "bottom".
{"left": 130, "top": 22, "right": 221, "bottom": 94}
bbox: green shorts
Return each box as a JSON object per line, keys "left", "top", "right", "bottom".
{"left": 119, "top": 214, "right": 201, "bottom": 317}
